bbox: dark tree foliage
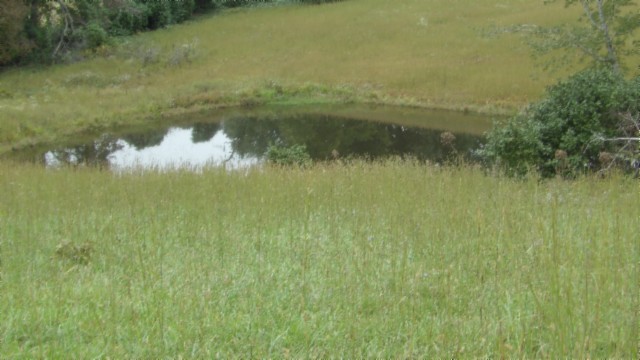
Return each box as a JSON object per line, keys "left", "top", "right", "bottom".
{"left": 191, "top": 123, "right": 221, "bottom": 143}
{"left": 0, "top": 0, "right": 32, "bottom": 64}
{"left": 223, "top": 114, "right": 480, "bottom": 163}
{"left": 480, "top": 68, "right": 640, "bottom": 177}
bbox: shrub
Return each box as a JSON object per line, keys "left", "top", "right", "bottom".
{"left": 77, "top": 21, "right": 110, "bottom": 49}
{"left": 145, "top": 1, "right": 173, "bottom": 29}
{"left": 170, "top": 0, "right": 196, "bottom": 22}
{"left": 266, "top": 144, "right": 312, "bottom": 167}
{"left": 0, "top": 0, "right": 32, "bottom": 66}
{"left": 107, "top": 1, "right": 150, "bottom": 36}
{"left": 297, "top": 0, "right": 344, "bottom": 3}
{"left": 480, "top": 68, "right": 640, "bottom": 177}
{"left": 211, "top": 0, "right": 344, "bottom": 7}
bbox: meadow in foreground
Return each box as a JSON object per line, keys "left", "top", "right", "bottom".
{"left": 1, "top": 161, "right": 638, "bottom": 358}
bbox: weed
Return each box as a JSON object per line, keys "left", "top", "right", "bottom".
{"left": 0, "top": 88, "right": 13, "bottom": 99}
{"left": 166, "top": 39, "right": 198, "bottom": 67}
{"left": 54, "top": 240, "right": 93, "bottom": 265}
{"left": 266, "top": 143, "right": 312, "bottom": 167}
{"left": 141, "top": 46, "right": 162, "bottom": 66}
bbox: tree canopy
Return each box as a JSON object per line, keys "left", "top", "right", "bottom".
{"left": 506, "top": 0, "right": 640, "bottom": 74}
{"left": 0, "top": 0, "right": 31, "bottom": 65}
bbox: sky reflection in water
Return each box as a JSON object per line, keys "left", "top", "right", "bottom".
{"left": 30, "top": 108, "right": 492, "bottom": 171}
{"left": 107, "top": 129, "right": 257, "bottom": 170}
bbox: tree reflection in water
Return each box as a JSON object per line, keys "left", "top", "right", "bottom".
{"left": 223, "top": 115, "right": 482, "bottom": 162}
{"left": 46, "top": 135, "right": 123, "bottom": 169}
{"left": 30, "top": 112, "right": 485, "bottom": 169}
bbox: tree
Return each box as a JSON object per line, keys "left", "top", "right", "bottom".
{"left": 510, "top": 0, "right": 640, "bottom": 73}
{"left": 481, "top": 1, "right": 640, "bottom": 177}
{"left": 0, "top": 0, "right": 31, "bottom": 65}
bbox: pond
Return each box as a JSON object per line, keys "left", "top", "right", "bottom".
{"left": 6, "top": 105, "right": 493, "bottom": 171}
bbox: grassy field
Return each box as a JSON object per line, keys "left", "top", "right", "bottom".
{"left": 2, "top": 1, "right": 639, "bottom": 357}
{"left": 1, "top": 161, "right": 639, "bottom": 357}
{"left": 0, "top": 0, "right": 589, "bottom": 153}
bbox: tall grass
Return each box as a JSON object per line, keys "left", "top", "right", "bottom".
{"left": 0, "top": 0, "right": 597, "bottom": 152}
{"left": 1, "top": 161, "right": 638, "bottom": 357}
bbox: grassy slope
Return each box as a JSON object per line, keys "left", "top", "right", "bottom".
{"left": 1, "top": 3, "right": 639, "bottom": 357}
{"left": 1, "top": 161, "right": 638, "bottom": 357}
{"left": 0, "top": 0, "right": 578, "bottom": 152}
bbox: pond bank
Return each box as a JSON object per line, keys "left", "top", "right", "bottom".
{"left": 2, "top": 103, "right": 496, "bottom": 169}
{"left": 0, "top": 87, "right": 514, "bottom": 157}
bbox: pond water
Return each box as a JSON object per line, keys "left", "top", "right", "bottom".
{"left": 7, "top": 105, "right": 493, "bottom": 171}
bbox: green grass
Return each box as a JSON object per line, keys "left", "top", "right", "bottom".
{"left": 1, "top": 161, "right": 638, "bottom": 357}
{"left": 1, "top": 1, "right": 639, "bottom": 357}
{"left": 0, "top": 0, "right": 598, "bottom": 153}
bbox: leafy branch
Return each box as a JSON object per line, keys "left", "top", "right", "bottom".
{"left": 494, "top": 0, "right": 640, "bottom": 74}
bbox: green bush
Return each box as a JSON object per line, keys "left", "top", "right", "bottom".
{"left": 480, "top": 68, "right": 640, "bottom": 177}
{"left": 76, "top": 21, "right": 110, "bottom": 49}
{"left": 297, "top": 0, "right": 344, "bottom": 3}
{"left": 169, "top": 0, "right": 196, "bottom": 22}
{"left": 107, "top": 1, "right": 150, "bottom": 36}
{"left": 213, "top": 0, "right": 257, "bottom": 7}
{"left": 145, "top": 1, "right": 173, "bottom": 29}
{"left": 211, "top": 0, "right": 344, "bottom": 7}
{"left": 266, "top": 144, "right": 312, "bottom": 167}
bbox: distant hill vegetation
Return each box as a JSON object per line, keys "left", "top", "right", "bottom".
{"left": 0, "top": 0, "right": 342, "bottom": 67}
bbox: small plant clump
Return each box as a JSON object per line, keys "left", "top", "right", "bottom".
{"left": 54, "top": 240, "right": 93, "bottom": 266}
{"left": 166, "top": 40, "right": 198, "bottom": 67}
{"left": 266, "top": 143, "right": 312, "bottom": 167}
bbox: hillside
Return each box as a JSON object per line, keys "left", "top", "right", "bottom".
{"left": 0, "top": 0, "right": 577, "bottom": 152}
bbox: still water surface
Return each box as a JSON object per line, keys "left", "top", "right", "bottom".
{"left": 11, "top": 105, "right": 493, "bottom": 171}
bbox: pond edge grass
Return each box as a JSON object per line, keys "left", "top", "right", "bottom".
{"left": 0, "top": 82, "right": 519, "bottom": 157}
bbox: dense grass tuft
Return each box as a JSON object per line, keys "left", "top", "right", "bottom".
{"left": 1, "top": 161, "right": 638, "bottom": 357}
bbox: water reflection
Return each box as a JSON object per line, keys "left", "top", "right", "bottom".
{"left": 45, "top": 134, "right": 124, "bottom": 169}
{"left": 108, "top": 128, "right": 257, "bottom": 170}
{"left": 16, "top": 109, "right": 490, "bottom": 171}
{"left": 223, "top": 115, "right": 483, "bottom": 161}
